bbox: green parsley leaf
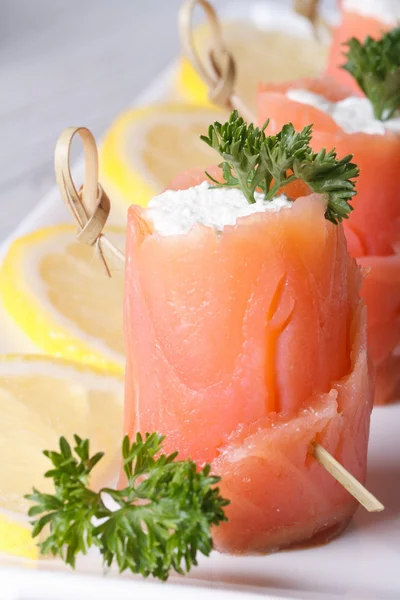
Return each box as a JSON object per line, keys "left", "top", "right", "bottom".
{"left": 25, "top": 433, "right": 229, "bottom": 581}
{"left": 201, "top": 110, "right": 269, "bottom": 204}
{"left": 201, "top": 111, "right": 359, "bottom": 224}
{"left": 342, "top": 27, "right": 400, "bottom": 121}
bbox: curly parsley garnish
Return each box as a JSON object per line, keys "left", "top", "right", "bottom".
{"left": 26, "top": 433, "right": 229, "bottom": 580}
{"left": 342, "top": 27, "right": 400, "bottom": 121}
{"left": 201, "top": 110, "right": 359, "bottom": 224}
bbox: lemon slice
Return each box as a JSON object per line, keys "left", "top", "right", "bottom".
{"left": 0, "top": 225, "right": 125, "bottom": 373}
{"left": 0, "top": 354, "right": 124, "bottom": 558}
{"left": 0, "top": 355, "right": 124, "bottom": 511}
{"left": 0, "top": 513, "right": 38, "bottom": 560}
{"left": 177, "top": 21, "right": 329, "bottom": 112}
{"left": 99, "top": 103, "right": 227, "bottom": 207}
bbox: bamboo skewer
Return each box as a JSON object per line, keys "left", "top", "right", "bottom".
{"left": 294, "top": 0, "right": 328, "bottom": 43}
{"left": 179, "top": 0, "right": 254, "bottom": 121}
{"left": 54, "top": 124, "right": 384, "bottom": 514}
{"left": 294, "top": 0, "right": 319, "bottom": 24}
{"left": 310, "top": 443, "right": 384, "bottom": 512}
{"left": 54, "top": 127, "right": 125, "bottom": 276}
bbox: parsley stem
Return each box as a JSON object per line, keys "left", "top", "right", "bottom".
{"left": 266, "top": 175, "right": 297, "bottom": 201}
{"left": 250, "top": 168, "right": 270, "bottom": 200}
{"left": 237, "top": 170, "right": 256, "bottom": 204}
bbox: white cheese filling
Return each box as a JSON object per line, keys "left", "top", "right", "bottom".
{"left": 146, "top": 182, "right": 293, "bottom": 237}
{"left": 343, "top": 0, "right": 400, "bottom": 26}
{"left": 286, "top": 89, "right": 400, "bottom": 135}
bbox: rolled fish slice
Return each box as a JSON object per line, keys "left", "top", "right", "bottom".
{"left": 326, "top": 1, "right": 397, "bottom": 94}
{"left": 123, "top": 172, "right": 372, "bottom": 554}
{"left": 258, "top": 77, "right": 400, "bottom": 405}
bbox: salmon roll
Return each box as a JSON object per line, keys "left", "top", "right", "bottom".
{"left": 327, "top": 0, "right": 399, "bottom": 93}
{"left": 258, "top": 28, "right": 400, "bottom": 404}
{"left": 123, "top": 112, "right": 372, "bottom": 553}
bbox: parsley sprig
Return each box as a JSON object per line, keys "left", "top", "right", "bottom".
{"left": 201, "top": 111, "right": 359, "bottom": 224}
{"left": 342, "top": 27, "right": 400, "bottom": 121}
{"left": 26, "top": 434, "right": 229, "bottom": 580}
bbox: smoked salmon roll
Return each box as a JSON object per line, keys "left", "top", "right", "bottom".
{"left": 123, "top": 112, "right": 372, "bottom": 553}
{"left": 258, "top": 29, "right": 400, "bottom": 404}
{"left": 326, "top": 0, "right": 399, "bottom": 93}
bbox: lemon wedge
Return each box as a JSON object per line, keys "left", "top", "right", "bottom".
{"left": 0, "top": 354, "right": 124, "bottom": 559}
{"left": 99, "top": 103, "right": 227, "bottom": 207}
{"left": 177, "top": 20, "right": 329, "bottom": 112}
{"left": 0, "top": 225, "right": 125, "bottom": 373}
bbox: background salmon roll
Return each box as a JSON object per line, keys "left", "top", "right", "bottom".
{"left": 123, "top": 113, "right": 372, "bottom": 553}
{"left": 258, "top": 28, "right": 400, "bottom": 405}
{"left": 326, "top": 0, "right": 399, "bottom": 93}
{"left": 259, "top": 77, "right": 400, "bottom": 256}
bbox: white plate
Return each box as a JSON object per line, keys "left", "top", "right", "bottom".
{"left": 1, "top": 2, "right": 400, "bottom": 599}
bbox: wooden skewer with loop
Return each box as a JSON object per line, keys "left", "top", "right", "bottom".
{"left": 179, "top": 0, "right": 255, "bottom": 121}
{"left": 294, "top": 0, "right": 319, "bottom": 25}
{"left": 55, "top": 127, "right": 125, "bottom": 277}
{"left": 179, "top": 0, "right": 384, "bottom": 514}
